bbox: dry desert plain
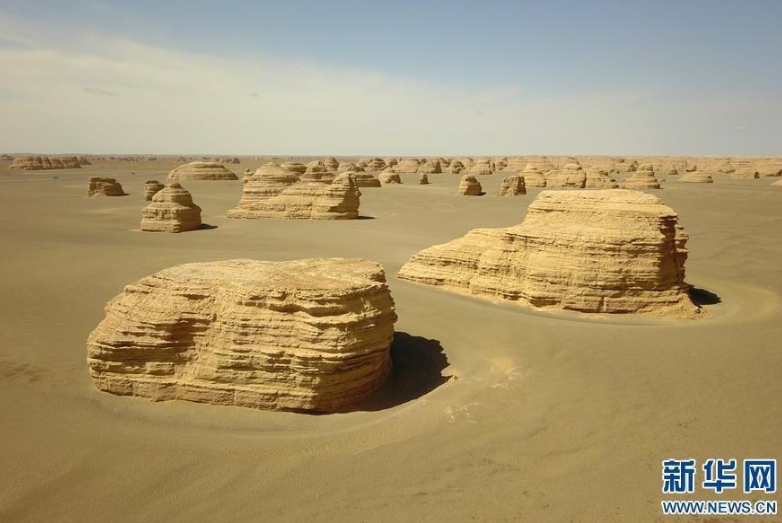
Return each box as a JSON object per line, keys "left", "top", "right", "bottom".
{"left": 1, "top": 157, "right": 781, "bottom": 522}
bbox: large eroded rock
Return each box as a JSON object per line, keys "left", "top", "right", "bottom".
{"left": 87, "top": 258, "right": 397, "bottom": 411}
{"left": 167, "top": 161, "right": 238, "bottom": 181}
{"left": 398, "top": 189, "right": 698, "bottom": 316}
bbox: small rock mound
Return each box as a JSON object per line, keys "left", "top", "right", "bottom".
{"left": 280, "top": 161, "right": 307, "bottom": 174}
{"left": 167, "top": 161, "right": 238, "bottom": 181}
{"left": 144, "top": 180, "right": 165, "bottom": 200}
{"left": 622, "top": 163, "right": 661, "bottom": 189}
{"left": 468, "top": 158, "right": 493, "bottom": 175}
{"left": 678, "top": 171, "right": 714, "bottom": 183}
{"left": 458, "top": 175, "right": 483, "bottom": 195}
{"left": 87, "top": 258, "right": 397, "bottom": 412}
{"left": 499, "top": 175, "right": 526, "bottom": 196}
{"left": 449, "top": 160, "right": 466, "bottom": 174}
{"left": 548, "top": 163, "right": 586, "bottom": 189}
{"left": 87, "top": 177, "right": 126, "bottom": 197}
{"left": 521, "top": 165, "right": 547, "bottom": 187}
{"left": 419, "top": 173, "right": 430, "bottom": 185}
{"left": 140, "top": 183, "right": 202, "bottom": 233}
{"left": 352, "top": 172, "right": 382, "bottom": 188}
{"left": 379, "top": 172, "right": 402, "bottom": 184}
{"left": 585, "top": 167, "right": 619, "bottom": 189}
{"left": 324, "top": 157, "right": 340, "bottom": 171}
{"left": 230, "top": 163, "right": 300, "bottom": 210}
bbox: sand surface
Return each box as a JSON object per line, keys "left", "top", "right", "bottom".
{"left": 1, "top": 165, "right": 781, "bottom": 522}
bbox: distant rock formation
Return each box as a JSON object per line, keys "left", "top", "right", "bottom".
{"left": 353, "top": 172, "right": 382, "bottom": 188}
{"left": 140, "top": 183, "right": 202, "bottom": 233}
{"left": 772, "top": 179, "right": 782, "bottom": 187}
{"left": 365, "top": 158, "right": 386, "bottom": 171}
{"left": 9, "top": 155, "right": 82, "bottom": 171}
{"left": 324, "top": 157, "right": 340, "bottom": 171}
{"left": 230, "top": 162, "right": 300, "bottom": 209}
{"left": 167, "top": 161, "right": 238, "bottom": 181}
{"left": 144, "top": 180, "right": 165, "bottom": 200}
{"left": 280, "top": 161, "right": 307, "bottom": 174}
{"left": 339, "top": 162, "right": 365, "bottom": 173}
{"left": 468, "top": 158, "right": 493, "bottom": 175}
{"left": 499, "top": 175, "right": 526, "bottom": 196}
{"left": 396, "top": 158, "right": 420, "bottom": 173}
{"left": 548, "top": 163, "right": 586, "bottom": 189}
{"left": 622, "top": 163, "right": 661, "bottom": 189}
{"left": 87, "top": 177, "right": 126, "bottom": 197}
{"left": 379, "top": 172, "right": 402, "bottom": 184}
{"left": 417, "top": 159, "right": 441, "bottom": 174}
{"left": 228, "top": 172, "right": 361, "bottom": 220}
{"left": 678, "top": 171, "right": 714, "bottom": 183}
{"left": 449, "top": 160, "right": 466, "bottom": 174}
{"left": 398, "top": 190, "right": 698, "bottom": 316}
{"left": 458, "top": 174, "right": 482, "bottom": 195}
{"left": 520, "top": 165, "right": 547, "bottom": 187}
{"left": 585, "top": 167, "right": 619, "bottom": 189}
{"left": 730, "top": 163, "right": 760, "bottom": 179}
{"left": 419, "top": 173, "right": 430, "bottom": 185}
{"left": 78, "top": 156, "right": 92, "bottom": 166}
{"left": 87, "top": 258, "right": 397, "bottom": 412}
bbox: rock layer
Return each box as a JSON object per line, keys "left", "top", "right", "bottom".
{"left": 140, "top": 183, "right": 202, "bottom": 233}
{"left": 167, "top": 161, "right": 238, "bottom": 181}
{"left": 398, "top": 189, "right": 698, "bottom": 316}
{"left": 678, "top": 171, "right": 713, "bottom": 183}
{"left": 144, "top": 180, "right": 165, "bottom": 201}
{"left": 499, "top": 175, "right": 526, "bottom": 196}
{"left": 87, "top": 177, "right": 126, "bottom": 197}
{"left": 458, "top": 175, "right": 482, "bottom": 195}
{"left": 228, "top": 173, "right": 361, "bottom": 220}
{"left": 87, "top": 258, "right": 397, "bottom": 412}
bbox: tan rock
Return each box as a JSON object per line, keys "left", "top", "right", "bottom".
{"left": 499, "top": 175, "right": 526, "bottom": 196}
{"left": 396, "top": 158, "right": 420, "bottom": 173}
{"left": 379, "top": 172, "right": 402, "bottom": 184}
{"left": 78, "top": 156, "right": 92, "bottom": 166}
{"left": 730, "top": 161, "right": 760, "bottom": 179}
{"left": 419, "top": 173, "right": 430, "bottom": 185}
{"left": 167, "top": 161, "right": 238, "bottom": 181}
{"left": 585, "top": 167, "right": 619, "bottom": 189}
{"left": 678, "top": 171, "right": 714, "bottom": 183}
{"left": 520, "top": 165, "right": 547, "bottom": 187}
{"left": 398, "top": 190, "right": 698, "bottom": 316}
{"left": 144, "top": 180, "right": 165, "bottom": 201}
{"left": 87, "top": 177, "right": 126, "bottom": 197}
{"left": 338, "top": 162, "right": 365, "bottom": 173}
{"left": 449, "top": 160, "right": 466, "bottom": 174}
{"left": 228, "top": 172, "right": 361, "bottom": 220}
{"left": 622, "top": 163, "right": 661, "bottom": 189}
{"left": 140, "top": 183, "right": 202, "bottom": 232}
{"left": 280, "top": 161, "right": 307, "bottom": 174}
{"left": 230, "top": 162, "right": 300, "bottom": 210}
{"left": 468, "top": 158, "right": 493, "bottom": 175}
{"left": 87, "top": 258, "right": 397, "bottom": 412}
{"left": 353, "top": 172, "right": 382, "bottom": 187}
{"left": 548, "top": 163, "right": 586, "bottom": 189}
{"left": 305, "top": 160, "right": 328, "bottom": 174}
{"left": 417, "top": 159, "right": 442, "bottom": 174}
{"left": 9, "top": 155, "right": 81, "bottom": 171}
{"left": 365, "top": 158, "right": 386, "bottom": 171}
{"left": 324, "top": 156, "right": 340, "bottom": 171}
{"left": 458, "top": 174, "right": 483, "bottom": 195}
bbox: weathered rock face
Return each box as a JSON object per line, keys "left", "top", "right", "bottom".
{"left": 87, "top": 177, "right": 126, "bottom": 197}
{"left": 523, "top": 156, "right": 556, "bottom": 173}
{"left": 458, "top": 174, "right": 482, "bottom": 195}
{"left": 379, "top": 172, "right": 402, "bottom": 184}
{"left": 230, "top": 163, "right": 300, "bottom": 211}
{"left": 585, "top": 167, "right": 619, "bottom": 189}
{"left": 548, "top": 163, "right": 586, "bottom": 189}
{"left": 167, "top": 161, "right": 238, "bottom": 181}
{"left": 144, "top": 180, "right": 165, "bottom": 201}
{"left": 730, "top": 163, "right": 760, "bottom": 179}
{"left": 140, "top": 183, "right": 202, "bottom": 233}
{"left": 305, "top": 161, "right": 328, "bottom": 174}
{"left": 520, "top": 165, "right": 547, "bottom": 187}
{"left": 87, "top": 258, "right": 398, "bottom": 412}
{"left": 417, "top": 160, "right": 442, "bottom": 174}
{"left": 339, "top": 162, "right": 365, "bottom": 173}
{"left": 449, "top": 160, "right": 466, "bottom": 174}
{"left": 678, "top": 171, "right": 714, "bottom": 183}
{"left": 398, "top": 190, "right": 698, "bottom": 317}
{"left": 396, "top": 158, "right": 420, "bottom": 173}
{"left": 499, "top": 175, "right": 526, "bottom": 196}
{"left": 280, "top": 161, "right": 307, "bottom": 174}
{"left": 419, "top": 173, "right": 430, "bottom": 185}
{"left": 324, "top": 157, "right": 340, "bottom": 171}
{"left": 366, "top": 158, "right": 386, "bottom": 171}
{"left": 228, "top": 172, "right": 361, "bottom": 220}
{"left": 9, "top": 155, "right": 81, "bottom": 171}
{"left": 622, "top": 164, "right": 661, "bottom": 189}
{"left": 352, "top": 172, "right": 382, "bottom": 188}
{"left": 468, "top": 158, "right": 493, "bottom": 175}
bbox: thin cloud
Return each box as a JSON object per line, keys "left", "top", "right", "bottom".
{"left": 83, "top": 86, "right": 120, "bottom": 97}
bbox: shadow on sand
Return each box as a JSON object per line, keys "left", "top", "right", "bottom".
{"left": 196, "top": 223, "right": 218, "bottom": 230}
{"left": 690, "top": 286, "right": 722, "bottom": 306}
{"left": 356, "top": 215, "right": 376, "bottom": 220}
{"left": 341, "top": 332, "right": 451, "bottom": 412}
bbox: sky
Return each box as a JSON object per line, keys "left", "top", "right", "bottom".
{"left": 0, "top": 0, "right": 780, "bottom": 156}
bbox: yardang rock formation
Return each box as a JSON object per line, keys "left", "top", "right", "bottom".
{"left": 87, "top": 258, "right": 397, "bottom": 412}
{"left": 140, "top": 183, "right": 202, "bottom": 233}
{"left": 87, "top": 177, "right": 126, "bottom": 197}
{"left": 167, "top": 161, "right": 238, "bottom": 181}
{"left": 398, "top": 190, "right": 699, "bottom": 317}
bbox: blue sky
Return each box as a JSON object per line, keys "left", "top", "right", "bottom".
{"left": 0, "top": 0, "right": 780, "bottom": 155}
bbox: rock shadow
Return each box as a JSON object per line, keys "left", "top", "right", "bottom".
{"left": 196, "top": 223, "right": 218, "bottom": 230}
{"left": 356, "top": 215, "right": 376, "bottom": 220}
{"left": 690, "top": 286, "right": 721, "bottom": 306}
{"left": 341, "top": 332, "right": 451, "bottom": 412}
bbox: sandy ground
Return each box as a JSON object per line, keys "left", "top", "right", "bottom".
{"left": 1, "top": 164, "right": 781, "bottom": 522}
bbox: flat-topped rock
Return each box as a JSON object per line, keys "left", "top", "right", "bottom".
{"left": 87, "top": 177, "right": 126, "bottom": 197}
{"left": 458, "top": 174, "right": 482, "bottom": 195}
{"left": 87, "top": 258, "right": 397, "bottom": 412}
{"left": 379, "top": 172, "right": 402, "bottom": 184}
{"left": 230, "top": 162, "right": 300, "bottom": 210}
{"left": 499, "top": 175, "right": 526, "bottom": 196}
{"left": 140, "top": 183, "right": 202, "bottom": 233}
{"left": 167, "top": 161, "right": 238, "bottom": 181}
{"left": 678, "top": 171, "right": 714, "bottom": 183}
{"left": 398, "top": 189, "right": 698, "bottom": 317}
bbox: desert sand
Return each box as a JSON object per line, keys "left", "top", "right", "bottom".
{"left": 1, "top": 159, "right": 781, "bottom": 522}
